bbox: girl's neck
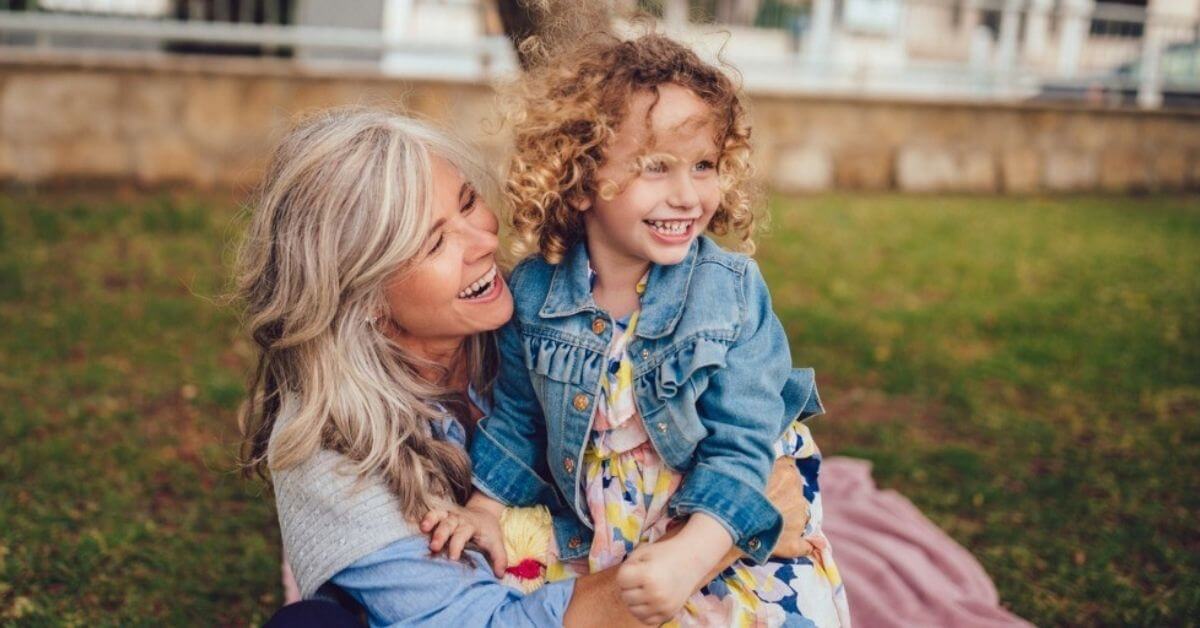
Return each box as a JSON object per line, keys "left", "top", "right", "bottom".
{"left": 586, "top": 239, "right": 650, "bottom": 320}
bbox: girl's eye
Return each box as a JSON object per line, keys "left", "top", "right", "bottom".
{"left": 644, "top": 160, "right": 667, "bottom": 175}
{"left": 695, "top": 160, "right": 716, "bottom": 172}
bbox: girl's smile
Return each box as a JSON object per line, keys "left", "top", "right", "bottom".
{"left": 644, "top": 218, "right": 699, "bottom": 244}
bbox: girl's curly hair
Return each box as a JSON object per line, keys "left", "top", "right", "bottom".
{"left": 506, "top": 31, "right": 758, "bottom": 264}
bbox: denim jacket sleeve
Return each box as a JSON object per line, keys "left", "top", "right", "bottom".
{"left": 667, "top": 260, "right": 791, "bottom": 564}
{"left": 469, "top": 316, "right": 562, "bottom": 509}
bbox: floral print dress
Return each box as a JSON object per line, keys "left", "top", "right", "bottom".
{"left": 550, "top": 269, "right": 851, "bottom": 627}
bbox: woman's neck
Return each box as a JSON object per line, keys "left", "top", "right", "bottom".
{"left": 389, "top": 331, "right": 469, "bottom": 392}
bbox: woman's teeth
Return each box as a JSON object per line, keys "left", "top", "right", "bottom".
{"left": 457, "top": 265, "right": 498, "bottom": 300}
{"left": 646, "top": 219, "right": 692, "bottom": 235}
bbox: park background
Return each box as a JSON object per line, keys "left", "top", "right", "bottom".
{"left": 0, "top": 0, "right": 1198, "bottom": 624}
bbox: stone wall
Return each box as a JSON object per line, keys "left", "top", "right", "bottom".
{"left": 2, "top": 51, "right": 1199, "bottom": 192}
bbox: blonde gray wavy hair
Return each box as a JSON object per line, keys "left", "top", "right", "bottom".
{"left": 235, "top": 108, "right": 495, "bottom": 519}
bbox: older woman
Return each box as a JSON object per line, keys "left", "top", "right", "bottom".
{"left": 237, "top": 109, "right": 809, "bottom": 626}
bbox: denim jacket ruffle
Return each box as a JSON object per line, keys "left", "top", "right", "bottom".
{"left": 470, "top": 236, "right": 823, "bottom": 564}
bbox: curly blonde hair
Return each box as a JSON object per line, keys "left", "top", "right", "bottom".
{"left": 506, "top": 32, "right": 758, "bottom": 263}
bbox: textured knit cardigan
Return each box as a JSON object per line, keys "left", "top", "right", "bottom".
{"left": 269, "top": 395, "right": 418, "bottom": 599}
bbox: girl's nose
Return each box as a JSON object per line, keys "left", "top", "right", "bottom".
{"left": 668, "top": 172, "right": 700, "bottom": 209}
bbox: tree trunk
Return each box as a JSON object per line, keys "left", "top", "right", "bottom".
{"left": 494, "top": 0, "right": 541, "bottom": 69}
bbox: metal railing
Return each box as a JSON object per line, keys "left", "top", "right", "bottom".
{"left": 0, "top": 0, "right": 515, "bottom": 78}
{"left": 1, "top": 0, "right": 1197, "bottom": 107}
{"left": 646, "top": 0, "right": 1200, "bottom": 107}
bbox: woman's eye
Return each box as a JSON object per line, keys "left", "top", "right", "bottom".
{"left": 462, "top": 189, "right": 478, "bottom": 213}
{"left": 695, "top": 160, "right": 716, "bottom": 172}
{"left": 429, "top": 234, "right": 444, "bottom": 255}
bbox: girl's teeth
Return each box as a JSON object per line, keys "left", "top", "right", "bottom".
{"left": 649, "top": 220, "right": 690, "bottom": 234}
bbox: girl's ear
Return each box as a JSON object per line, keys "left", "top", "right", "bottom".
{"left": 567, "top": 192, "right": 591, "bottom": 212}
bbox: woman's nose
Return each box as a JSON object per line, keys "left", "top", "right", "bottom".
{"left": 464, "top": 209, "right": 500, "bottom": 262}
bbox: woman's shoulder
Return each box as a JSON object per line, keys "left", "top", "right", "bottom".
{"left": 270, "top": 395, "right": 420, "bottom": 598}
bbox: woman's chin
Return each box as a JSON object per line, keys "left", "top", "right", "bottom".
{"left": 456, "top": 276, "right": 513, "bottom": 333}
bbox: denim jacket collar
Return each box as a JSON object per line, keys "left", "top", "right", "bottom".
{"left": 538, "top": 238, "right": 698, "bottom": 340}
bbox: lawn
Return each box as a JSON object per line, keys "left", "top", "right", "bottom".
{"left": 1, "top": 191, "right": 1197, "bottom": 625}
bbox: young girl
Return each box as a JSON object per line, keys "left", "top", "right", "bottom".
{"left": 465, "top": 34, "right": 851, "bottom": 626}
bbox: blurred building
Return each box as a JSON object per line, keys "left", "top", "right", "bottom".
{"left": 1, "top": 0, "right": 1197, "bottom": 105}
{"left": 1, "top": 0, "right": 1198, "bottom": 193}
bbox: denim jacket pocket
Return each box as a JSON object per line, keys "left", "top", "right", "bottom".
{"left": 641, "top": 336, "right": 734, "bottom": 461}
{"left": 653, "top": 336, "right": 731, "bottom": 400}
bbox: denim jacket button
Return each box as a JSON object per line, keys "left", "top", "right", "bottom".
{"left": 591, "top": 318, "right": 606, "bottom": 334}
{"left": 563, "top": 457, "right": 576, "bottom": 473}
{"left": 640, "top": 348, "right": 650, "bottom": 359}
{"left": 568, "top": 536, "right": 582, "bottom": 549}
{"left": 656, "top": 421, "right": 668, "bottom": 433}
{"left": 572, "top": 393, "right": 590, "bottom": 411}
{"left": 747, "top": 537, "right": 762, "bottom": 552}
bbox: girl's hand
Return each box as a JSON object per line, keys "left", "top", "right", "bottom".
{"left": 420, "top": 504, "right": 508, "bottom": 577}
{"left": 765, "top": 458, "right": 814, "bottom": 559}
{"left": 615, "top": 536, "right": 704, "bottom": 625}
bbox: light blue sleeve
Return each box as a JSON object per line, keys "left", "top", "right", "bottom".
{"left": 330, "top": 536, "right": 575, "bottom": 627}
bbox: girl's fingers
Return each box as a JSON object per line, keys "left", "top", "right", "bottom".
{"left": 420, "top": 510, "right": 446, "bottom": 533}
{"left": 616, "top": 562, "right": 645, "bottom": 590}
{"left": 619, "top": 586, "right": 650, "bottom": 606}
{"left": 477, "top": 534, "right": 508, "bottom": 576}
{"left": 628, "top": 603, "right": 670, "bottom": 625}
{"left": 428, "top": 516, "right": 458, "bottom": 552}
{"left": 446, "top": 524, "right": 474, "bottom": 560}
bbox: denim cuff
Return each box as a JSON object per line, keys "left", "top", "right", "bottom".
{"left": 668, "top": 464, "right": 783, "bottom": 564}
{"left": 470, "top": 425, "right": 561, "bottom": 509}
{"left": 550, "top": 510, "right": 592, "bottom": 562}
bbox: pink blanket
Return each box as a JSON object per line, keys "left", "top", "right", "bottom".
{"left": 821, "top": 457, "right": 1033, "bottom": 628}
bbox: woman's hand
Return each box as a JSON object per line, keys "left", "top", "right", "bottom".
{"left": 420, "top": 503, "right": 508, "bottom": 576}
{"left": 765, "top": 458, "right": 814, "bottom": 558}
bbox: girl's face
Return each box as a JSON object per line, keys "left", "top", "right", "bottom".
{"left": 382, "top": 156, "right": 512, "bottom": 351}
{"left": 580, "top": 83, "right": 723, "bottom": 270}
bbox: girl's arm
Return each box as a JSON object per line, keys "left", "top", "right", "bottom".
{"left": 669, "top": 259, "right": 806, "bottom": 565}
{"left": 468, "top": 314, "right": 563, "bottom": 510}
{"left": 570, "top": 458, "right": 810, "bottom": 627}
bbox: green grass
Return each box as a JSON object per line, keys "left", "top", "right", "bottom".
{"left": 1, "top": 191, "right": 1197, "bottom": 625}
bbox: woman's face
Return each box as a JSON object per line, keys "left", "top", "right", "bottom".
{"left": 382, "top": 156, "right": 513, "bottom": 351}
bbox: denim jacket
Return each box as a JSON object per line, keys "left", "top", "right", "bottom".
{"left": 470, "top": 236, "right": 823, "bottom": 564}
